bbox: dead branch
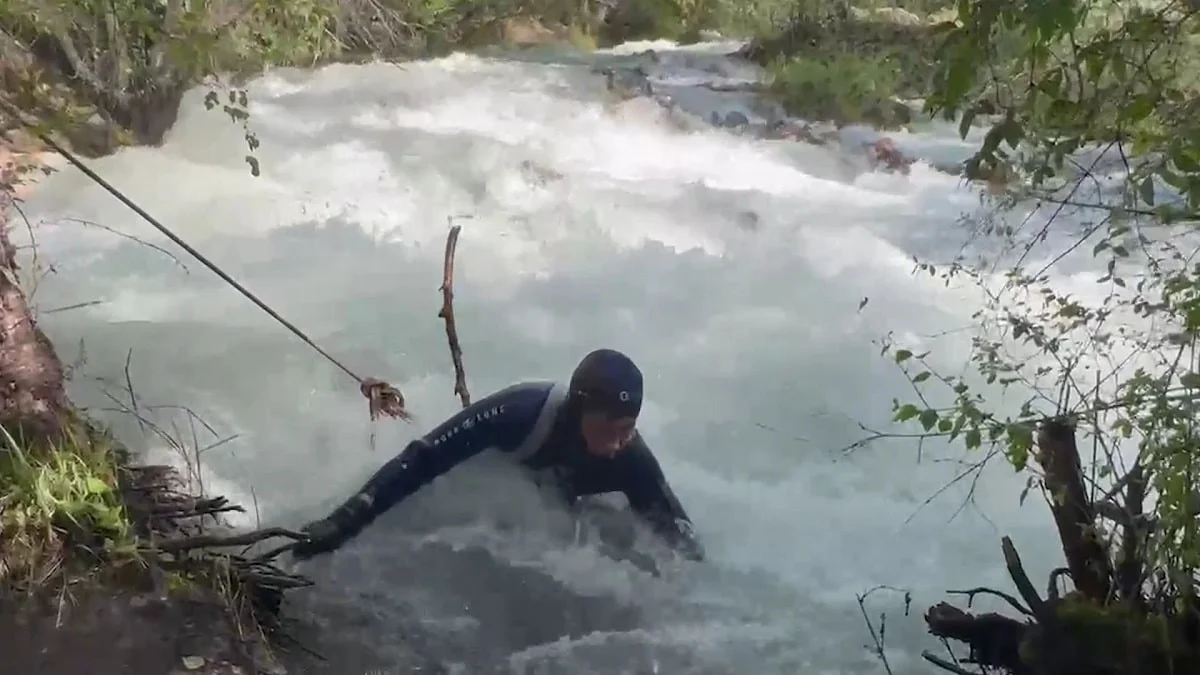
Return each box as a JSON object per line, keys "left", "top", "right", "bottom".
{"left": 855, "top": 586, "right": 910, "bottom": 675}
{"left": 1046, "top": 566, "right": 1071, "bottom": 601}
{"left": 437, "top": 219, "right": 471, "bottom": 408}
{"left": 1117, "top": 461, "right": 1148, "bottom": 600}
{"left": 921, "top": 650, "right": 984, "bottom": 675}
{"left": 1034, "top": 418, "right": 1113, "bottom": 602}
{"left": 251, "top": 541, "right": 300, "bottom": 562}
{"left": 145, "top": 526, "right": 306, "bottom": 553}
{"left": 1001, "top": 536, "right": 1049, "bottom": 621}
{"left": 924, "top": 602, "right": 1030, "bottom": 673}
{"left": 149, "top": 503, "right": 245, "bottom": 519}
{"left": 946, "top": 586, "right": 1034, "bottom": 616}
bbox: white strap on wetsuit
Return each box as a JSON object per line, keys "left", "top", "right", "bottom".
{"left": 511, "top": 382, "right": 567, "bottom": 461}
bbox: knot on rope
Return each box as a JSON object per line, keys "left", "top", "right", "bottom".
{"left": 361, "top": 377, "right": 412, "bottom": 422}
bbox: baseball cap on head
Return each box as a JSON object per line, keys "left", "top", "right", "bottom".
{"left": 568, "top": 348, "right": 644, "bottom": 419}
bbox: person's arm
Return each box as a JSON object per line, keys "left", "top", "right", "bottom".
{"left": 359, "top": 381, "right": 554, "bottom": 516}
{"left": 621, "top": 435, "right": 706, "bottom": 562}
{"left": 294, "top": 382, "right": 553, "bottom": 558}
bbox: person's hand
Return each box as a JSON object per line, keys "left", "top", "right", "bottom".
{"left": 291, "top": 517, "right": 344, "bottom": 561}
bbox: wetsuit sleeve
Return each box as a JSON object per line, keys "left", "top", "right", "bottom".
{"left": 621, "top": 434, "right": 706, "bottom": 562}
{"left": 353, "top": 382, "right": 553, "bottom": 522}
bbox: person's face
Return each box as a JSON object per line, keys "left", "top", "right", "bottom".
{"left": 580, "top": 411, "right": 637, "bottom": 458}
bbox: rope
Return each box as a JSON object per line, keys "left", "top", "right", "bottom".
{"left": 0, "top": 98, "right": 410, "bottom": 423}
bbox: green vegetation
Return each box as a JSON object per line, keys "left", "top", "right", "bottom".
{"left": 11, "top": 0, "right": 1198, "bottom": 669}
{"left": 852, "top": 0, "right": 1200, "bottom": 671}
{"left": 744, "top": 0, "right": 958, "bottom": 127}
{"left": 0, "top": 419, "right": 136, "bottom": 589}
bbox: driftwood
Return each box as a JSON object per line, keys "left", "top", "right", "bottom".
{"left": 922, "top": 416, "right": 1200, "bottom": 675}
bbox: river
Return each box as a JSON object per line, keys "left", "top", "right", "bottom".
{"left": 16, "top": 39, "right": 1085, "bottom": 674}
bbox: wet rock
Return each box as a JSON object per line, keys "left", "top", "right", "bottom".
{"left": 723, "top": 111, "right": 750, "bottom": 128}
{"left": 182, "top": 655, "right": 206, "bottom": 670}
{"left": 519, "top": 160, "right": 563, "bottom": 187}
{"left": 864, "top": 137, "right": 915, "bottom": 175}
{"left": 498, "top": 18, "right": 568, "bottom": 47}
{"left": 736, "top": 211, "right": 761, "bottom": 232}
{"left": 709, "top": 110, "right": 750, "bottom": 129}
{"left": 638, "top": 49, "right": 661, "bottom": 63}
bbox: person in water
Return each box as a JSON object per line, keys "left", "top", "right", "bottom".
{"left": 291, "top": 348, "right": 704, "bottom": 562}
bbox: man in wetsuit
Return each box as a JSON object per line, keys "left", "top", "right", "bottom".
{"left": 291, "top": 348, "right": 704, "bottom": 562}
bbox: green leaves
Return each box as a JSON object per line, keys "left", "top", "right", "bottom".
{"left": 877, "top": 0, "right": 1200, "bottom": 600}
{"left": 919, "top": 408, "right": 940, "bottom": 431}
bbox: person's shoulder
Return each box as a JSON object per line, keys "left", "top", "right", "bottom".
{"left": 481, "top": 380, "right": 565, "bottom": 421}
{"left": 489, "top": 379, "right": 556, "bottom": 405}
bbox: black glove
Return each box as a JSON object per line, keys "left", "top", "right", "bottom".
{"left": 291, "top": 517, "right": 344, "bottom": 560}
{"left": 291, "top": 493, "right": 374, "bottom": 561}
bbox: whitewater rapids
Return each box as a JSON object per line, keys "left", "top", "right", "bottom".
{"left": 16, "top": 40, "right": 1095, "bottom": 674}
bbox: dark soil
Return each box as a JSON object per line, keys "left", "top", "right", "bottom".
{"left": 0, "top": 572, "right": 293, "bottom": 675}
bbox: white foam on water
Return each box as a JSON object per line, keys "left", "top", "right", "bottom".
{"left": 14, "top": 42, "right": 1119, "bottom": 674}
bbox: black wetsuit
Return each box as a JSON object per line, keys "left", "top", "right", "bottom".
{"left": 323, "top": 381, "right": 704, "bottom": 560}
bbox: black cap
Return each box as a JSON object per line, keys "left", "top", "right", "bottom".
{"left": 568, "top": 348, "right": 644, "bottom": 419}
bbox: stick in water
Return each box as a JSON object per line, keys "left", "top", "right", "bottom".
{"left": 438, "top": 218, "right": 471, "bottom": 408}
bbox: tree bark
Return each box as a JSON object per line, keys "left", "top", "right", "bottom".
{"left": 0, "top": 189, "right": 71, "bottom": 449}
{"left": 1035, "top": 418, "right": 1113, "bottom": 602}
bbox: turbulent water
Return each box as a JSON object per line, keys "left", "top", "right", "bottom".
{"left": 15, "top": 40, "right": 1105, "bottom": 674}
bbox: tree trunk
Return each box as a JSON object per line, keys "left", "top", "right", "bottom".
{"left": 1036, "top": 418, "right": 1113, "bottom": 602}
{"left": 0, "top": 189, "right": 71, "bottom": 450}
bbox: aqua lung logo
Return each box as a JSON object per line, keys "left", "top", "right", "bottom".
{"left": 431, "top": 404, "right": 507, "bottom": 446}
{"left": 619, "top": 391, "right": 630, "bottom": 402}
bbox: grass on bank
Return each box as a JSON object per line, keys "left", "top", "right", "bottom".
{"left": 749, "top": 0, "right": 955, "bottom": 128}
{"left": 0, "top": 419, "right": 137, "bottom": 590}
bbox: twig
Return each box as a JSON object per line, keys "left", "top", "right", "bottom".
{"left": 252, "top": 541, "right": 300, "bottom": 562}
{"left": 1046, "top": 567, "right": 1071, "bottom": 601}
{"left": 855, "top": 585, "right": 909, "bottom": 675}
{"left": 438, "top": 218, "right": 471, "bottom": 408}
{"left": 123, "top": 348, "right": 147, "bottom": 436}
{"left": 150, "top": 504, "right": 245, "bottom": 519}
{"left": 946, "top": 587, "right": 1034, "bottom": 616}
{"left": 146, "top": 526, "right": 306, "bottom": 552}
{"left": 42, "top": 299, "right": 104, "bottom": 314}
{"left": 922, "top": 650, "right": 984, "bottom": 675}
{"left": 53, "top": 215, "right": 190, "bottom": 271}
{"left": 236, "top": 572, "right": 312, "bottom": 589}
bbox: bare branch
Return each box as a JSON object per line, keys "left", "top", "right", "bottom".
{"left": 438, "top": 217, "right": 472, "bottom": 408}
{"left": 921, "top": 651, "right": 984, "bottom": 675}
{"left": 145, "top": 527, "right": 307, "bottom": 553}
{"left": 946, "top": 587, "right": 1033, "bottom": 617}
{"left": 1001, "top": 536, "right": 1049, "bottom": 621}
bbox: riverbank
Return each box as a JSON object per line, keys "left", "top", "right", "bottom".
{"left": 0, "top": 164, "right": 311, "bottom": 671}
{"left": 1, "top": 91, "right": 312, "bottom": 675}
